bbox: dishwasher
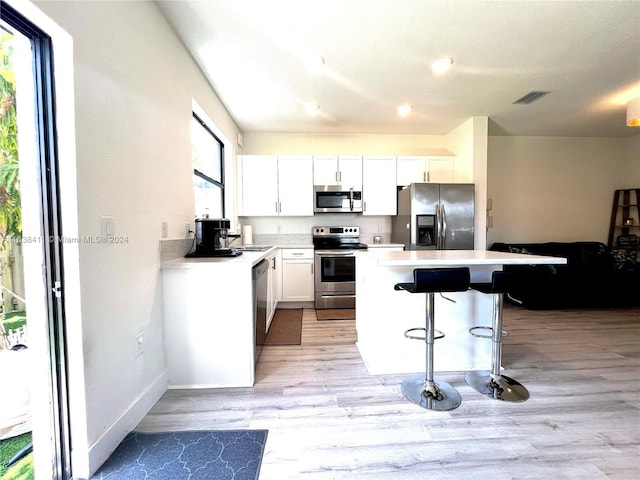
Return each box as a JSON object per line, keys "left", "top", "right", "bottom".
{"left": 252, "top": 259, "right": 269, "bottom": 364}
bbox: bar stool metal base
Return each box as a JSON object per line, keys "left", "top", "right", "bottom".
{"left": 401, "top": 374, "right": 462, "bottom": 411}
{"left": 465, "top": 370, "right": 530, "bottom": 402}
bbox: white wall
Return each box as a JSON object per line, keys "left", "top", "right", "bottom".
{"left": 241, "top": 132, "right": 453, "bottom": 156}
{"left": 487, "top": 135, "right": 639, "bottom": 245}
{"left": 445, "top": 117, "right": 489, "bottom": 249}
{"left": 625, "top": 135, "right": 640, "bottom": 183}
{"left": 32, "top": 1, "right": 241, "bottom": 476}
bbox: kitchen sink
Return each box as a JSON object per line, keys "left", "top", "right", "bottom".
{"left": 234, "top": 245, "right": 273, "bottom": 252}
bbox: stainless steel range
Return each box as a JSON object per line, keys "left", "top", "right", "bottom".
{"left": 313, "top": 226, "right": 368, "bottom": 309}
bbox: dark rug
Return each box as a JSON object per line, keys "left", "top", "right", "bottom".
{"left": 316, "top": 308, "right": 355, "bottom": 321}
{"left": 91, "top": 430, "right": 268, "bottom": 480}
{"left": 264, "top": 308, "right": 302, "bottom": 345}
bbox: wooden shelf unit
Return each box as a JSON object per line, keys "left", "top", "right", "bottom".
{"left": 608, "top": 188, "right": 640, "bottom": 248}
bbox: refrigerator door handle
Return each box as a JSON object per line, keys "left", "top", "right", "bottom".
{"left": 436, "top": 204, "right": 441, "bottom": 249}
{"left": 441, "top": 204, "right": 447, "bottom": 249}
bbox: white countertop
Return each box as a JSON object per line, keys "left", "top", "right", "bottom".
{"left": 162, "top": 246, "right": 277, "bottom": 269}
{"left": 358, "top": 249, "right": 567, "bottom": 266}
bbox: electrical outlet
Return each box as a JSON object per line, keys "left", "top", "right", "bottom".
{"left": 377, "top": 224, "right": 382, "bottom": 233}
{"left": 161, "top": 222, "right": 168, "bottom": 238}
{"left": 135, "top": 332, "right": 145, "bottom": 357}
{"left": 277, "top": 225, "right": 282, "bottom": 233}
{"left": 185, "top": 223, "right": 192, "bottom": 237}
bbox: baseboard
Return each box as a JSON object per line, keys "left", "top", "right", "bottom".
{"left": 76, "top": 369, "right": 168, "bottom": 479}
{"left": 277, "top": 301, "right": 314, "bottom": 309}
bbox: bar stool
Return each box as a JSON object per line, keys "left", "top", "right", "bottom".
{"left": 466, "top": 269, "right": 546, "bottom": 402}
{"left": 394, "top": 267, "right": 470, "bottom": 411}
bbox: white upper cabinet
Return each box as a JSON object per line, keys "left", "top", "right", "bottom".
{"left": 427, "top": 156, "right": 455, "bottom": 183}
{"left": 396, "top": 155, "right": 454, "bottom": 185}
{"left": 278, "top": 155, "right": 314, "bottom": 216}
{"left": 239, "top": 155, "right": 279, "bottom": 216}
{"left": 313, "top": 155, "right": 362, "bottom": 189}
{"left": 362, "top": 156, "right": 397, "bottom": 216}
{"left": 239, "top": 155, "right": 313, "bottom": 216}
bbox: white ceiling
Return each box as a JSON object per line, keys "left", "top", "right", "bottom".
{"left": 157, "top": 0, "right": 640, "bottom": 137}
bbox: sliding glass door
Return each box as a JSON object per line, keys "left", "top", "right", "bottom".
{"left": 0, "top": 2, "right": 71, "bottom": 479}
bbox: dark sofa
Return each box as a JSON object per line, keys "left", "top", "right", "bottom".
{"left": 490, "top": 241, "right": 640, "bottom": 309}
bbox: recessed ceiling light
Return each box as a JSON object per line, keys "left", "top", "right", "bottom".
{"left": 397, "top": 104, "right": 413, "bottom": 116}
{"left": 305, "top": 103, "right": 320, "bottom": 115}
{"left": 432, "top": 57, "right": 453, "bottom": 74}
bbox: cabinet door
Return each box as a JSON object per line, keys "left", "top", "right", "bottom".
{"left": 266, "top": 252, "right": 279, "bottom": 330}
{"left": 338, "top": 155, "right": 363, "bottom": 189}
{"left": 282, "top": 259, "right": 314, "bottom": 301}
{"left": 427, "top": 156, "right": 454, "bottom": 183}
{"left": 278, "top": 155, "right": 313, "bottom": 216}
{"left": 362, "top": 156, "right": 397, "bottom": 215}
{"left": 240, "top": 155, "right": 279, "bottom": 216}
{"left": 396, "top": 156, "right": 427, "bottom": 186}
{"left": 313, "top": 155, "right": 338, "bottom": 185}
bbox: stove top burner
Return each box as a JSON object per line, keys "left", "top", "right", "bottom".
{"left": 312, "top": 226, "right": 368, "bottom": 250}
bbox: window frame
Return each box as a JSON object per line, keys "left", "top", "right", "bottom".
{"left": 192, "top": 112, "right": 225, "bottom": 217}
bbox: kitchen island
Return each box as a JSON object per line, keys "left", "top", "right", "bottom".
{"left": 355, "top": 249, "right": 566, "bottom": 375}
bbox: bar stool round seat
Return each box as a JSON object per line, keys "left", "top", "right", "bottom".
{"left": 466, "top": 268, "right": 549, "bottom": 402}
{"left": 394, "top": 267, "right": 470, "bottom": 411}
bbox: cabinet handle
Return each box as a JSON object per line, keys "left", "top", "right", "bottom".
{"left": 339, "top": 171, "right": 342, "bottom": 183}
{"left": 311, "top": 263, "right": 314, "bottom": 274}
{"left": 275, "top": 202, "right": 278, "bottom": 213}
{"left": 363, "top": 201, "right": 367, "bottom": 212}
{"left": 427, "top": 171, "right": 430, "bottom": 182}
{"left": 423, "top": 171, "right": 426, "bottom": 182}
{"left": 272, "top": 257, "right": 276, "bottom": 269}
{"left": 292, "top": 252, "right": 303, "bottom": 256}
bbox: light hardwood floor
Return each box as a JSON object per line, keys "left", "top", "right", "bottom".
{"left": 137, "top": 306, "right": 640, "bottom": 479}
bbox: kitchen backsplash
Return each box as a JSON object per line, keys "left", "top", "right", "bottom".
{"left": 159, "top": 238, "right": 193, "bottom": 263}
{"left": 238, "top": 214, "right": 392, "bottom": 244}
{"left": 160, "top": 215, "right": 394, "bottom": 262}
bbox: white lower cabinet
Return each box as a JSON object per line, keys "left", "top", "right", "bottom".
{"left": 162, "top": 263, "right": 255, "bottom": 388}
{"left": 281, "top": 248, "right": 314, "bottom": 301}
{"left": 266, "top": 250, "right": 279, "bottom": 331}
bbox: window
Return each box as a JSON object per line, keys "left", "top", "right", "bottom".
{"left": 191, "top": 113, "right": 224, "bottom": 218}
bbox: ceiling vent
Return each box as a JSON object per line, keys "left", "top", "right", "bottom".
{"left": 513, "top": 91, "right": 550, "bottom": 105}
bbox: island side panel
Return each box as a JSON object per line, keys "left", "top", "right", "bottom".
{"left": 162, "top": 264, "right": 255, "bottom": 388}
{"left": 356, "top": 254, "right": 495, "bottom": 374}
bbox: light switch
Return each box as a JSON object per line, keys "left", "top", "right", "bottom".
{"left": 101, "top": 216, "right": 114, "bottom": 238}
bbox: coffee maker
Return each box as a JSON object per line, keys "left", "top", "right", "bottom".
{"left": 188, "top": 218, "right": 242, "bottom": 257}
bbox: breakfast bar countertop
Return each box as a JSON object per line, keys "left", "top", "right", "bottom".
{"left": 357, "top": 248, "right": 567, "bottom": 266}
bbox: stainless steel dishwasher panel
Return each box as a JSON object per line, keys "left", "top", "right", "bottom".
{"left": 253, "top": 259, "right": 269, "bottom": 364}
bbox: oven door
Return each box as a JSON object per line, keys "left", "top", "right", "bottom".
{"left": 314, "top": 251, "right": 357, "bottom": 309}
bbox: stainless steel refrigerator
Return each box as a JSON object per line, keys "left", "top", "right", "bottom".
{"left": 392, "top": 183, "right": 475, "bottom": 250}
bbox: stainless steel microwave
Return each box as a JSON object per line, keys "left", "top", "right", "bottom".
{"left": 314, "top": 186, "right": 363, "bottom": 213}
